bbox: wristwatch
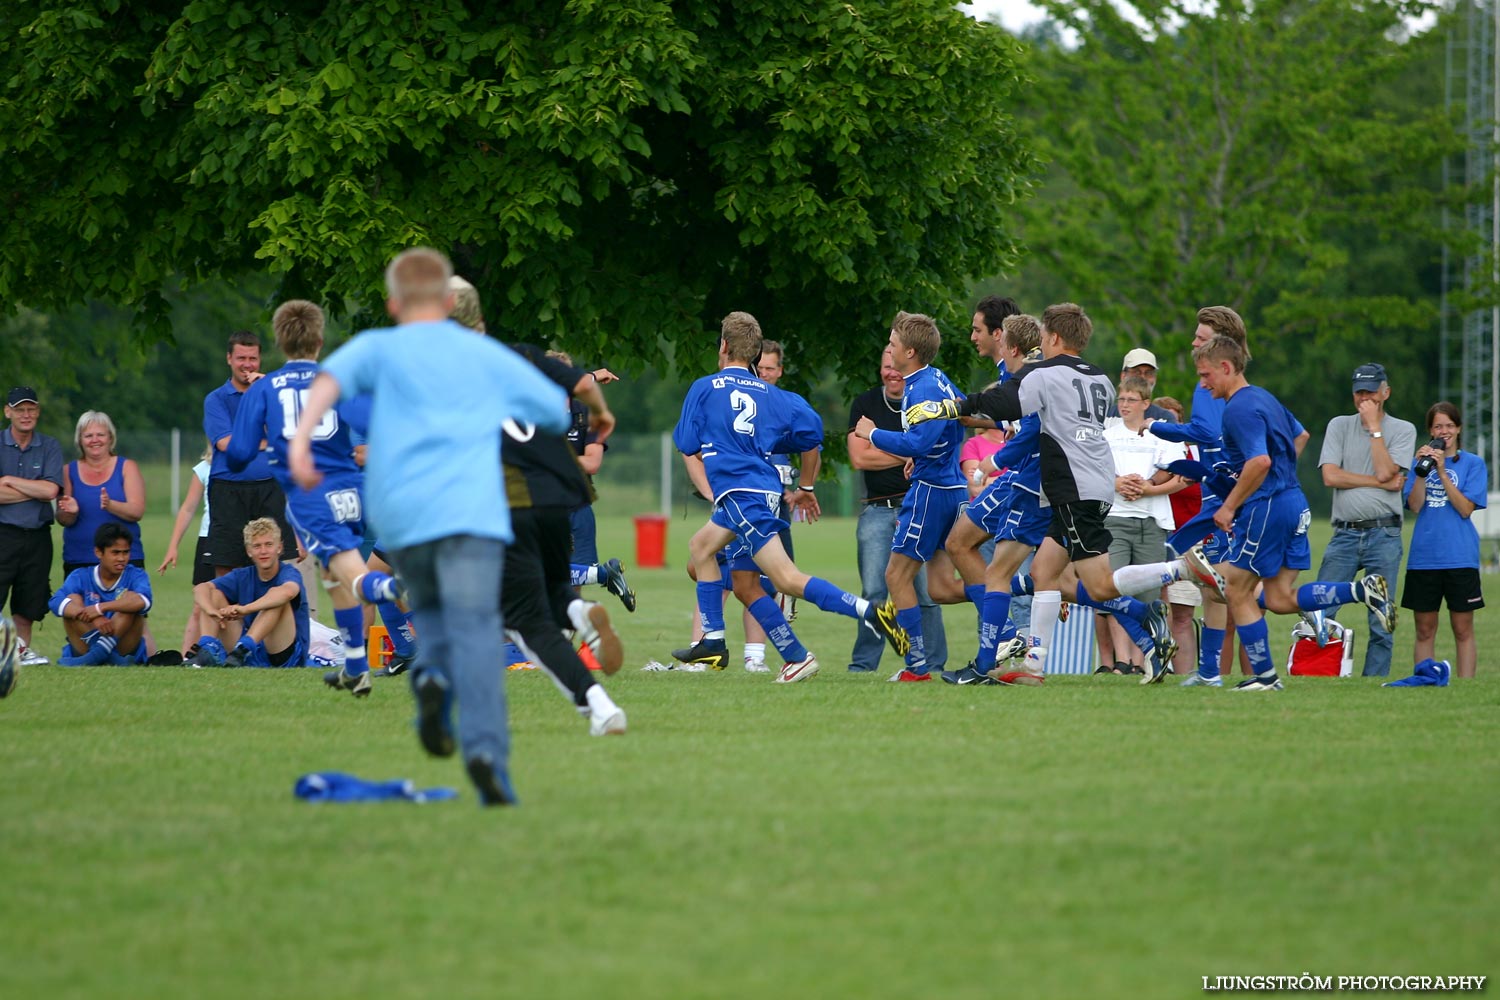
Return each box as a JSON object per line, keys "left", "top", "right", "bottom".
{"left": 1370, "top": 431, "right": 1383, "bottom": 439}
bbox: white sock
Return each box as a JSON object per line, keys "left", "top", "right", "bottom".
{"left": 585, "top": 683, "right": 619, "bottom": 717}
{"left": 1029, "top": 590, "right": 1062, "bottom": 651}
{"left": 1113, "top": 562, "right": 1178, "bottom": 593}
{"left": 743, "top": 642, "right": 765, "bottom": 667}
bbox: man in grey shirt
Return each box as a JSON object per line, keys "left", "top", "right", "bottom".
{"left": 1317, "top": 363, "right": 1416, "bottom": 676}
{"left": 0, "top": 387, "right": 64, "bottom": 666}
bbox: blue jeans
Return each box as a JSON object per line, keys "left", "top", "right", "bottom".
{"left": 1317, "top": 525, "right": 1404, "bottom": 676}
{"left": 849, "top": 503, "right": 947, "bottom": 671}
{"left": 389, "top": 536, "right": 511, "bottom": 767}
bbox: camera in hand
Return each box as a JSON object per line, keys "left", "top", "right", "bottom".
{"left": 1412, "top": 438, "right": 1445, "bottom": 478}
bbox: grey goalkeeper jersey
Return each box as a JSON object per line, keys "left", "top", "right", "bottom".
{"left": 957, "top": 354, "right": 1116, "bottom": 506}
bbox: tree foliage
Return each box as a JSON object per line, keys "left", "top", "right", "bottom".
{"left": 1, "top": 0, "right": 1034, "bottom": 384}
{"left": 1008, "top": 0, "right": 1460, "bottom": 419}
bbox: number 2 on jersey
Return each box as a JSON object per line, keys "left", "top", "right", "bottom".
{"left": 730, "top": 390, "right": 757, "bottom": 435}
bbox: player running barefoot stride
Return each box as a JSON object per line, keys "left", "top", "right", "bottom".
{"left": 672, "top": 312, "right": 908, "bottom": 682}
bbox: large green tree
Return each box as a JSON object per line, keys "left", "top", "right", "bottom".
{"left": 1, "top": 0, "right": 1034, "bottom": 384}
{"left": 1008, "top": 0, "right": 1458, "bottom": 416}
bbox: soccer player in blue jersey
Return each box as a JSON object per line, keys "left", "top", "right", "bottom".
{"left": 941, "top": 314, "right": 1050, "bottom": 684}
{"left": 49, "top": 523, "right": 152, "bottom": 665}
{"left": 192, "top": 518, "right": 311, "bottom": 667}
{"left": 852, "top": 311, "right": 966, "bottom": 682}
{"left": 672, "top": 311, "right": 908, "bottom": 682}
{"left": 1194, "top": 335, "right": 1395, "bottom": 691}
{"left": 224, "top": 299, "right": 403, "bottom": 697}
{"left": 289, "top": 247, "right": 570, "bottom": 806}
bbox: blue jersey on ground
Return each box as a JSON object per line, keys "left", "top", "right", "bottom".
{"left": 673, "top": 366, "right": 823, "bottom": 501}
{"left": 320, "top": 320, "right": 569, "bottom": 550}
{"left": 868, "top": 365, "right": 965, "bottom": 488}
{"left": 49, "top": 564, "right": 154, "bottom": 618}
{"left": 1403, "top": 451, "right": 1489, "bottom": 570}
{"left": 212, "top": 562, "right": 310, "bottom": 657}
{"left": 227, "top": 360, "right": 364, "bottom": 488}
{"left": 1221, "top": 385, "right": 1303, "bottom": 501}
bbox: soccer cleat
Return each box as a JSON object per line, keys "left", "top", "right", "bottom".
{"left": 464, "top": 754, "right": 518, "bottom": 806}
{"left": 16, "top": 638, "right": 48, "bottom": 667}
{"left": 993, "top": 669, "right": 1045, "bottom": 686}
{"left": 1298, "top": 608, "right": 1331, "bottom": 648}
{"left": 1359, "top": 574, "right": 1396, "bottom": 632}
{"left": 222, "top": 646, "right": 247, "bottom": 668}
{"left": 991, "top": 645, "right": 1046, "bottom": 685}
{"left": 787, "top": 597, "right": 799, "bottom": 622}
{"left": 743, "top": 658, "right": 771, "bottom": 674}
{"left": 775, "top": 653, "right": 820, "bottom": 683}
{"left": 570, "top": 601, "right": 624, "bottom": 675}
{"left": 1180, "top": 672, "right": 1223, "bottom": 687}
{"left": 1182, "top": 543, "right": 1227, "bottom": 598}
{"left": 1231, "top": 674, "right": 1284, "bottom": 692}
{"left": 589, "top": 706, "right": 627, "bottom": 736}
{"left": 600, "top": 558, "right": 636, "bottom": 613}
{"left": 888, "top": 668, "right": 932, "bottom": 682}
{"left": 1142, "top": 600, "right": 1178, "bottom": 682}
{"left": 940, "top": 664, "right": 998, "bottom": 686}
{"left": 413, "top": 670, "right": 456, "bottom": 757}
{"left": 670, "top": 639, "right": 729, "bottom": 671}
{"left": 373, "top": 650, "right": 414, "bottom": 678}
{"left": 864, "top": 598, "right": 911, "bottom": 658}
{"left": 993, "top": 635, "right": 1029, "bottom": 663}
{"left": 323, "top": 667, "right": 373, "bottom": 698}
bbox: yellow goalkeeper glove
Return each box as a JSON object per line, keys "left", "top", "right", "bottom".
{"left": 904, "top": 399, "right": 959, "bottom": 425}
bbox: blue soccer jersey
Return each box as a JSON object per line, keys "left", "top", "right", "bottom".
{"left": 867, "top": 365, "right": 965, "bottom": 488}
{"left": 49, "top": 564, "right": 154, "bottom": 618}
{"left": 1149, "top": 385, "right": 1227, "bottom": 472}
{"left": 1221, "top": 385, "right": 1303, "bottom": 502}
{"left": 673, "top": 366, "right": 823, "bottom": 501}
{"left": 227, "top": 360, "right": 364, "bottom": 488}
{"left": 212, "top": 562, "right": 311, "bottom": 658}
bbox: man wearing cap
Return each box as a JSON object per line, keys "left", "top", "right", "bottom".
{"left": 1111, "top": 348, "right": 1175, "bottom": 422}
{"left": 0, "top": 387, "right": 64, "bottom": 666}
{"left": 1317, "top": 363, "right": 1416, "bottom": 676}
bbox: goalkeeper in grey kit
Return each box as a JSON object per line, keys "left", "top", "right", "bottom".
{"left": 906, "top": 303, "right": 1221, "bottom": 678}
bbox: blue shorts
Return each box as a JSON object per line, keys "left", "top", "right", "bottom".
{"left": 966, "top": 483, "right": 1048, "bottom": 546}
{"left": 1226, "top": 489, "right": 1312, "bottom": 578}
{"left": 569, "top": 504, "right": 598, "bottom": 565}
{"left": 892, "top": 482, "right": 965, "bottom": 562}
{"left": 711, "top": 491, "right": 789, "bottom": 558}
{"left": 245, "top": 638, "right": 309, "bottom": 668}
{"left": 1167, "top": 500, "right": 1230, "bottom": 563}
{"left": 285, "top": 471, "right": 366, "bottom": 569}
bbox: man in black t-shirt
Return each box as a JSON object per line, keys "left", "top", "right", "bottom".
{"left": 845, "top": 346, "right": 948, "bottom": 673}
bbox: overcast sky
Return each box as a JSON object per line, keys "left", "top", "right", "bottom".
{"left": 958, "top": 0, "right": 1048, "bottom": 31}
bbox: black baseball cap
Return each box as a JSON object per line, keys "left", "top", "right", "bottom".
{"left": 1351, "top": 364, "right": 1387, "bottom": 392}
{"left": 6, "top": 386, "right": 38, "bottom": 407}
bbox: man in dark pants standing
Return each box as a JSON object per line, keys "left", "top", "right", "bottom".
{"left": 0, "top": 386, "right": 64, "bottom": 666}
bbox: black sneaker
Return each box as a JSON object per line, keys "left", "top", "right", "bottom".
{"left": 373, "top": 650, "right": 414, "bottom": 678}
{"left": 940, "top": 663, "right": 998, "bottom": 686}
{"left": 465, "top": 754, "right": 518, "bottom": 807}
{"left": 323, "top": 667, "right": 373, "bottom": 698}
{"left": 413, "top": 670, "right": 455, "bottom": 757}
{"left": 600, "top": 558, "right": 636, "bottom": 613}
{"left": 671, "top": 639, "right": 729, "bottom": 671}
{"left": 1232, "top": 673, "right": 1284, "bottom": 692}
{"left": 222, "top": 646, "right": 247, "bottom": 668}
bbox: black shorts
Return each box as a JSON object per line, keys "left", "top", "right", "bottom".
{"left": 1400, "top": 567, "right": 1485, "bottom": 614}
{"left": 191, "top": 533, "right": 214, "bottom": 585}
{"left": 207, "top": 479, "right": 296, "bottom": 568}
{"left": 1048, "top": 500, "right": 1114, "bottom": 562}
{"left": 0, "top": 524, "right": 53, "bottom": 621}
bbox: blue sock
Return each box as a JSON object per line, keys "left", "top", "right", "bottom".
{"left": 1199, "top": 626, "right": 1225, "bottom": 679}
{"left": 964, "top": 583, "right": 985, "bottom": 607}
{"left": 803, "top": 577, "right": 862, "bottom": 619}
{"left": 334, "top": 606, "right": 369, "bottom": 676}
{"left": 569, "top": 564, "right": 594, "bottom": 587}
{"left": 1011, "top": 573, "right": 1034, "bottom": 596}
{"left": 976, "top": 591, "right": 1013, "bottom": 670}
{"left": 746, "top": 596, "right": 807, "bottom": 663}
{"left": 696, "top": 581, "right": 727, "bottom": 640}
{"left": 357, "top": 571, "right": 400, "bottom": 604}
{"left": 1076, "top": 583, "right": 1148, "bottom": 622}
{"left": 1113, "top": 610, "right": 1152, "bottom": 655}
{"left": 1256, "top": 591, "right": 1267, "bottom": 610}
{"left": 378, "top": 602, "right": 416, "bottom": 656}
{"left": 895, "top": 606, "right": 926, "bottom": 671}
{"left": 1297, "top": 581, "right": 1358, "bottom": 611}
{"left": 760, "top": 575, "right": 776, "bottom": 598}
{"left": 1235, "top": 617, "right": 1274, "bottom": 676}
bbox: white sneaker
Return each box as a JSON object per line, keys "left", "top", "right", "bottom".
{"left": 1179, "top": 672, "right": 1223, "bottom": 687}
{"left": 775, "top": 653, "right": 819, "bottom": 683}
{"left": 744, "top": 658, "right": 771, "bottom": 673}
{"left": 568, "top": 600, "right": 623, "bottom": 675}
{"left": 17, "top": 638, "right": 48, "bottom": 667}
{"left": 586, "top": 686, "right": 627, "bottom": 736}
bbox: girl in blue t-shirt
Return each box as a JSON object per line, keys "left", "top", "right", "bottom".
{"left": 1401, "top": 402, "right": 1489, "bottom": 679}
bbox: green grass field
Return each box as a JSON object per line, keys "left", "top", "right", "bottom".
{"left": 3, "top": 510, "right": 1497, "bottom": 998}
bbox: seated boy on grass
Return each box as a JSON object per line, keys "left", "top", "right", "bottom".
{"left": 190, "top": 517, "right": 310, "bottom": 667}
{"left": 48, "top": 522, "right": 152, "bottom": 665}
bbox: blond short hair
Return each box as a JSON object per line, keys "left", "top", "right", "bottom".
{"left": 1042, "top": 303, "right": 1092, "bottom": 351}
{"left": 1196, "top": 305, "right": 1250, "bottom": 359}
{"left": 721, "top": 312, "right": 763, "bottom": 363}
{"left": 74, "top": 411, "right": 117, "bottom": 455}
{"left": 449, "top": 275, "right": 484, "bottom": 330}
{"left": 1192, "top": 334, "right": 1247, "bottom": 373}
{"left": 272, "top": 300, "right": 325, "bottom": 359}
{"left": 1001, "top": 314, "right": 1041, "bottom": 356}
{"left": 891, "top": 311, "right": 940, "bottom": 365}
{"left": 386, "top": 247, "right": 453, "bottom": 307}
{"left": 242, "top": 516, "right": 283, "bottom": 547}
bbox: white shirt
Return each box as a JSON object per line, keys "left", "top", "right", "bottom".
{"left": 1104, "top": 422, "right": 1186, "bottom": 530}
